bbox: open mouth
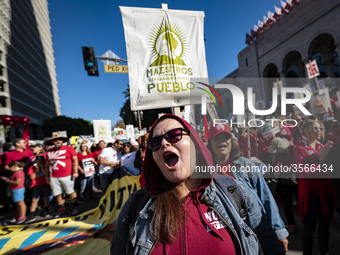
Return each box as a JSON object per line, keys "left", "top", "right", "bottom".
{"left": 162, "top": 151, "right": 179, "bottom": 168}
{"left": 218, "top": 144, "right": 227, "bottom": 149}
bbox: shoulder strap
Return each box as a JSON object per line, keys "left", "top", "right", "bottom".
{"left": 214, "top": 176, "right": 248, "bottom": 221}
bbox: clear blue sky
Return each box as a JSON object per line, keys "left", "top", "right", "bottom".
{"left": 49, "top": 0, "right": 281, "bottom": 125}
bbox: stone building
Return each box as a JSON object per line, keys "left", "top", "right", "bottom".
{"left": 208, "top": 0, "right": 340, "bottom": 119}
{"left": 0, "top": 0, "right": 59, "bottom": 140}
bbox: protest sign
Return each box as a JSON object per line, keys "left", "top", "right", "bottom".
{"left": 120, "top": 6, "right": 208, "bottom": 110}
{"left": 306, "top": 60, "right": 320, "bottom": 79}
{"left": 256, "top": 100, "right": 265, "bottom": 110}
{"left": 126, "top": 125, "right": 134, "bottom": 140}
{"left": 261, "top": 119, "right": 280, "bottom": 138}
{"left": 0, "top": 175, "right": 141, "bottom": 255}
{"left": 337, "top": 91, "right": 340, "bottom": 104}
{"left": 82, "top": 158, "right": 95, "bottom": 177}
{"left": 318, "top": 79, "right": 326, "bottom": 89}
{"left": 310, "top": 95, "right": 328, "bottom": 114}
{"left": 93, "top": 120, "right": 112, "bottom": 143}
{"left": 318, "top": 88, "right": 332, "bottom": 110}
{"left": 273, "top": 80, "right": 282, "bottom": 95}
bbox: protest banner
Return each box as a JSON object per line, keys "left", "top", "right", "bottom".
{"left": 261, "top": 119, "right": 280, "bottom": 138}
{"left": 310, "top": 95, "right": 328, "bottom": 114}
{"left": 120, "top": 6, "right": 208, "bottom": 111}
{"left": 82, "top": 158, "right": 95, "bottom": 177}
{"left": 0, "top": 175, "right": 141, "bottom": 255}
{"left": 93, "top": 120, "right": 112, "bottom": 143}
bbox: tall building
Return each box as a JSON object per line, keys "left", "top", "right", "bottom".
{"left": 0, "top": 0, "right": 59, "bottom": 140}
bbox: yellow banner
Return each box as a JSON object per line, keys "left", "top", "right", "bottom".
{"left": 104, "top": 65, "right": 128, "bottom": 73}
{"left": 0, "top": 175, "right": 141, "bottom": 254}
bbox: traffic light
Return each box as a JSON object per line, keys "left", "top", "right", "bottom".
{"left": 82, "top": 47, "right": 99, "bottom": 76}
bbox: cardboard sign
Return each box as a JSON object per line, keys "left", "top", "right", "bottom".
{"left": 318, "top": 88, "right": 332, "bottom": 110}
{"left": 273, "top": 80, "right": 282, "bottom": 95}
{"left": 93, "top": 120, "right": 112, "bottom": 143}
{"left": 82, "top": 158, "right": 95, "bottom": 177}
{"left": 306, "top": 60, "right": 320, "bottom": 79}
{"left": 318, "top": 79, "right": 326, "bottom": 89}
{"left": 261, "top": 119, "right": 280, "bottom": 139}
{"left": 310, "top": 95, "right": 328, "bottom": 114}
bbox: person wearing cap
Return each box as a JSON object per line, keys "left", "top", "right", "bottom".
{"left": 26, "top": 155, "right": 51, "bottom": 223}
{"left": 45, "top": 133, "right": 79, "bottom": 217}
{"left": 207, "top": 123, "right": 289, "bottom": 252}
{"left": 268, "top": 137, "right": 299, "bottom": 234}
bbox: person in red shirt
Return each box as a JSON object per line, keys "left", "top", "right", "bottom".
{"left": 45, "top": 134, "right": 79, "bottom": 217}
{"left": 4, "top": 138, "right": 34, "bottom": 171}
{"left": 1, "top": 161, "right": 26, "bottom": 224}
{"left": 26, "top": 155, "right": 51, "bottom": 222}
{"left": 135, "top": 133, "right": 149, "bottom": 187}
{"left": 93, "top": 140, "right": 105, "bottom": 190}
{"left": 237, "top": 128, "right": 257, "bottom": 158}
{"left": 294, "top": 118, "right": 334, "bottom": 255}
{"left": 77, "top": 142, "right": 96, "bottom": 201}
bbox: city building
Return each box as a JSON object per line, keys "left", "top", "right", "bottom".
{"left": 0, "top": 0, "right": 59, "bottom": 140}
{"left": 201, "top": 0, "right": 340, "bottom": 120}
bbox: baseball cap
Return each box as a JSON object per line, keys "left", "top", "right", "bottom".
{"left": 208, "top": 124, "right": 232, "bottom": 140}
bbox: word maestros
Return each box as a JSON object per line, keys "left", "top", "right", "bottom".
{"left": 214, "top": 84, "right": 312, "bottom": 116}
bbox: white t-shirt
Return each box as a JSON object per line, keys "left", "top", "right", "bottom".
{"left": 99, "top": 148, "right": 121, "bottom": 174}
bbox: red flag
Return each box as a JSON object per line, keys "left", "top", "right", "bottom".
{"left": 203, "top": 115, "right": 209, "bottom": 141}
{"left": 22, "top": 125, "right": 30, "bottom": 149}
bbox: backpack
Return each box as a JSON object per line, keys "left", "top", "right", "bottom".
{"left": 127, "top": 176, "right": 248, "bottom": 246}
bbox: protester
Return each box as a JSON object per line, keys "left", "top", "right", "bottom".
{"left": 268, "top": 137, "right": 299, "bottom": 234}
{"left": 1, "top": 161, "right": 26, "bottom": 224}
{"left": 26, "top": 155, "right": 51, "bottom": 222}
{"left": 45, "top": 133, "right": 79, "bottom": 217}
{"left": 121, "top": 142, "right": 136, "bottom": 155}
{"left": 134, "top": 133, "right": 149, "bottom": 187}
{"left": 93, "top": 140, "right": 106, "bottom": 189}
{"left": 207, "top": 123, "right": 288, "bottom": 251}
{"left": 111, "top": 114, "right": 285, "bottom": 255}
{"left": 237, "top": 128, "right": 257, "bottom": 157}
{"left": 77, "top": 142, "right": 96, "bottom": 201}
{"left": 294, "top": 118, "right": 334, "bottom": 255}
{"left": 4, "top": 138, "right": 33, "bottom": 170}
{"left": 0, "top": 143, "right": 14, "bottom": 213}
{"left": 326, "top": 142, "right": 340, "bottom": 228}
{"left": 98, "top": 140, "right": 123, "bottom": 196}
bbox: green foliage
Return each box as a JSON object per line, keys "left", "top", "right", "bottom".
{"left": 42, "top": 115, "right": 93, "bottom": 137}
{"left": 0, "top": 126, "right": 10, "bottom": 137}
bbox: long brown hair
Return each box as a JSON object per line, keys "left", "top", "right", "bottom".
{"left": 78, "top": 143, "right": 91, "bottom": 154}
{"left": 149, "top": 120, "right": 188, "bottom": 244}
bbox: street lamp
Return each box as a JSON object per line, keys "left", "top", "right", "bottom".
{"left": 134, "top": 110, "right": 143, "bottom": 131}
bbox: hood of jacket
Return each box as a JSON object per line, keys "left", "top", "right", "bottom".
{"left": 143, "top": 114, "right": 213, "bottom": 197}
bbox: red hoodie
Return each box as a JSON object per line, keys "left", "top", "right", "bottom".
{"left": 144, "top": 114, "right": 237, "bottom": 255}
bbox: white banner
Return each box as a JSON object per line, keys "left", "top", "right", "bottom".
{"left": 120, "top": 6, "right": 208, "bottom": 110}
{"left": 93, "top": 120, "right": 112, "bottom": 143}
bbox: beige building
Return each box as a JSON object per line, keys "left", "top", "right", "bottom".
{"left": 208, "top": 0, "right": 340, "bottom": 119}
{"left": 0, "top": 0, "right": 59, "bottom": 139}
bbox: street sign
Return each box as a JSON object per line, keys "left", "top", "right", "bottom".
{"left": 101, "top": 50, "right": 120, "bottom": 65}
{"left": 306, "top": 60, "right": 320, "bottom": 79}
{"left": 104, "top": 64, "right": 128, "bottom": 73}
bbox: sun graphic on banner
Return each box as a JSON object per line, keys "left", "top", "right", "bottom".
{"left": 149, "top": 21, "right": 188, "bottom": 67}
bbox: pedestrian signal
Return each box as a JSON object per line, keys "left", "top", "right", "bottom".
{"left": 82, "top": 47, "right": 99, "bottom": 76}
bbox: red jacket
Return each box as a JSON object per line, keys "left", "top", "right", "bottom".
{"left": 293, "top": 141, "right": 335, "bottom": 220}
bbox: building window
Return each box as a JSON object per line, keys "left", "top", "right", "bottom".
{"left": 0, "top": 98, "right": 6, "bottom": 107}
{"left": 246, "top": 58, "right": 248, "bottom": 67}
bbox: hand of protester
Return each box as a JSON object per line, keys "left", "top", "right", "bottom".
{"left": 72, "top": 172, "right": 79, "bottom": 179}
{"left": 79, "top": 169, "right": 85, "bottom": 175}
{"left": 279, "top": 238, "right": 288, "bottom": 252}
{"left": 0, "top": 176, "right": 7, "bottom": 181}
{"left": 45, "top": 177, "right": 50, "bottom": 184}
{"left": 319, "top": 141, "right": 333, "bottom": 162}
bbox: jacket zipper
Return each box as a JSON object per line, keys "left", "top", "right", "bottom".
{"left": 209, "top": 207, "right": 244, "bottom": 255}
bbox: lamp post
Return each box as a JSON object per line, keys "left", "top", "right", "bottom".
{"left": 134, "top": 111, "right": 143, "bottom": 131}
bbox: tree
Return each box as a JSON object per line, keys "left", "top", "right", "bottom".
{"left": 113, "top": 119, "right": 125, "bottom": 129}
{"left": 42, "top": 116, "right": 93, "bottom": 137}
{"left": 119, "top": 84, "right": 172, "bottom": 130}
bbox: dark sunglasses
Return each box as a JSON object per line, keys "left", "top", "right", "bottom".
{"left": 148, "top": 128, "right": 188, "bottom": 152}
{"left": 124, "top": 144, "right": 131, "bottom": 147}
